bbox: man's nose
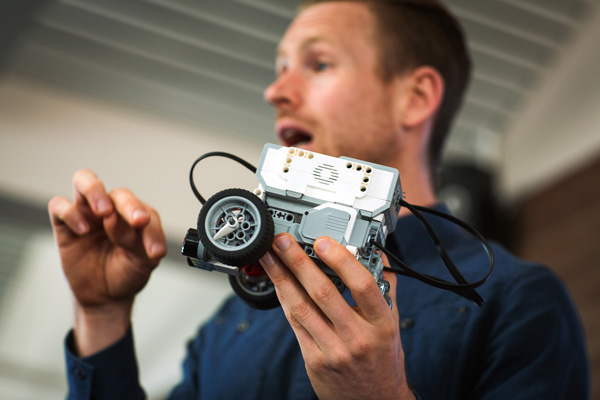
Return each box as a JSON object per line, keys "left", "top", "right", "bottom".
{"left": 263, "top": 70, "right": 302, "bottom": 110}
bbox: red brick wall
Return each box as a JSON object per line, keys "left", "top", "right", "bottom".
{"left": 516, "top": 155, "right": 600, "bottom": 399}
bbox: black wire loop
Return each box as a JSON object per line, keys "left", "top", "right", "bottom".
{"left": 189, "top": 152, "right": 494, "bottom": 307}
{"left": 189, "top": 151, "right": 257, "bottom": 204}
{"left": 376, "top": 200, "right": 494, "bottom": 306}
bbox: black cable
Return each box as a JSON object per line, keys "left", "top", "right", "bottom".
{"left": 402, "top": 200, "right": 485, "bottom": 305}
{"left": 376, "top": 200, "right": 494, "bottom": 306}
{"left": 189, "top": 151, "right": 494, "bottom": 307}
{"left": 189, "top": 152, "right": 256, "bottom": 204}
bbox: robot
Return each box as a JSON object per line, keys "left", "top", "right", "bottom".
{"left": 182, "top": 143, "right": 403, "bottom": 309}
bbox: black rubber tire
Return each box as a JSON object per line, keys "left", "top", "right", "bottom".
{"left": 197, "top": 188, "right": 274, "bottom": 267}
{"left": 229, "top": 273, "right": 280, "bottom": 310}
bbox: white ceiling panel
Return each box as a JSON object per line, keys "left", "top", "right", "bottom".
{"left": 4, "top": 0, "right": 599, "bottom": 166}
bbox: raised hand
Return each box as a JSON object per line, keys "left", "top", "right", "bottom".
{"left": 48, "top": 169, "right": 167, "bottom": 356}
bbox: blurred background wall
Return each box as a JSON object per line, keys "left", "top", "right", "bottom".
{"left": 0, "top": 0, "right": 599, "bottom": 399}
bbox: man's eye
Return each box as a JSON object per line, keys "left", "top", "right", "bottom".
{"left": 313, "top": 61, "right": 329, "bottom": 72}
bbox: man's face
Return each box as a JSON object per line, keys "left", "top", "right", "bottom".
{"left": 264, "top": 2, "right": 406, "bottom": 164}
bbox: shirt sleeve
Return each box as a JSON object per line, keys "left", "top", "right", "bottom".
{"left": 473, "top": 265, "right": 590, "bottom": 399}
{"left": 64, "top": 326, "right": 146, "bottom": 400}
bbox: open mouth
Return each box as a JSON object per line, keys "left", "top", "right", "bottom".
{"left": 278, "top": 126, "right": 313, "bottom": 148}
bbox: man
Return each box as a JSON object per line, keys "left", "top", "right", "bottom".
{"left": 49, "top": 1, "right": 589, "bottom": 399}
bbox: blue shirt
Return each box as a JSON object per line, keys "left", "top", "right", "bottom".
{"left": 65, "top": 206, "right": 590, "bottom": 399}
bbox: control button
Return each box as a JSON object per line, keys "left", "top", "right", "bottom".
{"left": 75, "top": 367, "right": 87, "bottom": 381}
{"left": 237, "top": 320, "right": 250, "bottom": 333}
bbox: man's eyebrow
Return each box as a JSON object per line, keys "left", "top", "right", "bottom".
{"left": 276, "top": 36, "right": 335, "bottom": 58}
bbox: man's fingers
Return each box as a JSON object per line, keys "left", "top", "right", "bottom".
{"left": 259, "top": 247, "right": 321, "bottom": 322}
{"left": 48, "top": 195, "right": 89, "bottom": 236}
{"left": 72, "top": 169, "right": 113, "bottom": 217}
{"left": 260, "top": 244, "right": 337, "bottom": 348}
{"left": 141, "top": 206, "right": 167, "bottom": 260}
{"left": 50, "top": 168, "right": 112, "bottom": 236}
{"left": 267, "top": 234, "right": 356, "bottom": 330}
{"left": 314, "top": 237, "right": 391, "bottom": 320}
{"left": 109, "top": 187, "right": 151, "bottom": 228}
{"left": 100, "top": 187, "right": 166, "bottom": 261}
{"left": 274, "top": 286, "right": 324, "bottom": 360}
{"left": 59, "top": 169, "right": 165, "bottom": 262}
{"left": 108, "top": 188, "right": 165, "bottom": 260}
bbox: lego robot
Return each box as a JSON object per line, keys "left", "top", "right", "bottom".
{"left": 183, "top": 143, "right": 403, "bottom": 309}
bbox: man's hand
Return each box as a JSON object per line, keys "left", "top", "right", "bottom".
{"left": 259, "top": 233, "right": 415, "bottom": 400}
{"left": 48, "top": 169, "right": 167, "bottom": 356}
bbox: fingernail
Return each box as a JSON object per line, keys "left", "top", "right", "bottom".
{"left": 97, "top": 199, "right": 111, "bottom": 213}
{"left": 315, "top": 237, "right": 330, "bottom": 253}
{"left": 274, "top": 235, "right": 291, "bottom": 251}
{"left": 132, "top": 209, "right": 148, "bottom": 221}
{"left": 151, "top": 243, "right": 165, "bottom": 258}
{"left": 260, "top": 251, "right": 275, "bottom": 267}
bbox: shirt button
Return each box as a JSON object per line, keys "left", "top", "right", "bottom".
{"left": 75, "top": 367, "right": 87, "bottom": 380}
{"left": 400, "top": 317, "right": 414, "bottom": 330}
{"left": 458, "top": 306, "right": 468, "bottom": 313}
{"left": 237, "top": 320, "right": 250, "bottom": 332}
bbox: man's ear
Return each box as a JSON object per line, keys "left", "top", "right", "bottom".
{"left": 399, "top": 66, "right": 445, "bottom": 129}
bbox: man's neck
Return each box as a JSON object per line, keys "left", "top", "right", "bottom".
{"left": 394, "top": 158, "right": 437, "bottom": 217}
